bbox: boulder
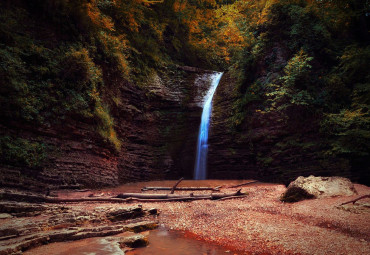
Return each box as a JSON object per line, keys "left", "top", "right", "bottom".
{"left": 281, "top": 175, "right": 357, "bottom": 202}
{"left": 0, "top": 213, "right": 12, "bottom": 220}
{"left": 107, "top": 206, "right": 144, "bottom": 222}
{"left": 147, "top": 208, "right": 159, "bottom": 215}
{"left": 119, "top": 234, "right": 148, "bottom": 248}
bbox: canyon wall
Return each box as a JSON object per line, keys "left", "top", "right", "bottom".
{"left": 0, "top": 70, "right": 213, "bottom": 191}
{"left": 208, "top": 73, "right": 359, "bottom": 184}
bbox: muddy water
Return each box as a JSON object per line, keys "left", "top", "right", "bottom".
{"left": 26, "top": 227, "right": 237, "bottom": 255}
{"left": 126, "top": 226, "right": 235, "bottom": 255}
{"left": 23, "top": 235, "right": 125, "bottom": 255}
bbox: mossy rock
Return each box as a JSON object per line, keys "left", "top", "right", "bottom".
{"left": 280, "top": 187, "right": 315, "bottom": 203}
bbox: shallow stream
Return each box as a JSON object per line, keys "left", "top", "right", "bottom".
{"left": 126, "top": 225, "right": 235, "bottom": 255}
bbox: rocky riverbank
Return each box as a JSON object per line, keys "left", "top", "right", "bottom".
{"left": 1, "top": 180, "right": 369, "bottom": 255}
{"left": 0, "top": 190, "right": 159, "bottom": 255}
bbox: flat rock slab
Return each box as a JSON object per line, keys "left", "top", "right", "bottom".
{"left": 123, "top": 221, "right": 158, "bottom": 233}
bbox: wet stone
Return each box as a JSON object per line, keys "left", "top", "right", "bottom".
{"left": 123, "top": 221, "right": 158, "bottom": 233}
{"left": 147, "top": 208, "right": 159, "bottom": 215}
{"left": 119, "top": 234, "right": 148, "bottom": 248}
{"left": 107, "top": 206, "right": 144, "bottom": 222}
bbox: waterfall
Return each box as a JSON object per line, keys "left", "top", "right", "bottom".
{"left": 194, "top": 72, "right": 223, "bottom": 180}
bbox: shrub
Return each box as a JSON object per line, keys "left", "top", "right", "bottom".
{"left": 0, "top": 136, "right": 46, "bottom": 168}
{"left": 265, "top": 49, "right": 314, "bottom": 111}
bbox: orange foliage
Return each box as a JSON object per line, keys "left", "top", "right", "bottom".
{"left": 86, "top": 1, "right": 115, "bottom": 31}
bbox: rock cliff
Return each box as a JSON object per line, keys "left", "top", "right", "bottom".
{"left": 208, "top": 73, "right": 354, "bottom": 184}
{"left": 0, "top": 69, "right": 214, "bottom": 191}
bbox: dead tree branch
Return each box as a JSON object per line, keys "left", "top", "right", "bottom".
{"left": 141, "top": 187, "right": 220, "bottom": 192}
{"left": 228, "top": 181, "right": 259, "bottom": 188}
{"left": 340, "top": 194, "right": 370, "bottom": 206}
{"left": 170, "top": 177, "right": 184, "bottom": 194}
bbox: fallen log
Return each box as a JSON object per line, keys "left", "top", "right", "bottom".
{"left": 141, "top": 187, "right": 220, "bottom": 192}
{"left": 45, "top": 194, "right": 248, "bottom": 203}
{"left": 228, "top": 181, "right": 259, "bottom": 188}
{"left": 0, "top": 190, "right": 246, "bottom": 204}
{"left": 116, "top": 189, "right": 245, "bottom": 200}
{"left": 340, "top": 194, "right": 370, "bottom": 206}
{"left": 123, "top": 194, "right": 248, "bottom": 203}
{"left": 44, "top": 192, "right": 247, "bottom": 203}
{"left": 44, "top": 198, "right": 121, "bottom": 203}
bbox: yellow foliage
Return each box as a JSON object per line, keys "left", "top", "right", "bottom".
{"left": 343, "top": 109, "right": 365, "bottom": 122}
{"left": 94, "top": 98, "right": 122, "bottom": 151}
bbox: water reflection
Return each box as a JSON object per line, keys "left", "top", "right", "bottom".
{"left": 127, "top": 226, "right": 234, "bottom": 255}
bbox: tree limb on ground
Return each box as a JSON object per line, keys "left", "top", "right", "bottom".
{"left": 340, "top": 194, "right": 370, "bottom": 206}
{"left": 141, "top": 187, "right": 220, "bottom": 192}
{"left": 116, "top": 189, "right": 244, "bottom": 200}
{"left": 43, "top": 191, "right": 247, "bottom": 203}
{"left": 170, "top": 177, "right": 184, "bottom": 194}
{"left": 1, "top": 188, "right": 247, "bottom": 204}
{"left": 228, "top": 181, "right": 259, "bottom": 188}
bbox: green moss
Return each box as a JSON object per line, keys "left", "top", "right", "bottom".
{"left": 94, "top": 102, "right": 121, "bottom": 151}
{"left": 257, "top": 156, "right": 273, "bottom": 166}
{"left": 0, "top": 136, "right": 46, "bottom": 168}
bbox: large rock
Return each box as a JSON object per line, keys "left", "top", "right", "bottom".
{"left": 281, "top": 175, "right": 357, "bottom": 202}
{"left": 107, "top": 206, "right": 144, "bottom": 222}
{"left": 118, "top": 234, "right": 148, "bottom": 248}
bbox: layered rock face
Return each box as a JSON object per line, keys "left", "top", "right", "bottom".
{"left": 0, "top": 189, "right": 158, "bottom": 254}
{"left": 208, "top": 74, "right": 259, "bottom": 180}
{"left": 0, "top": 70, "right": 213, "bottom": 190}
{"left": 208, "top": 73, "right": 352, "bottom": 184}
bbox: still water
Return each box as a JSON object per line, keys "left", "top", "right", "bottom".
{"left": 126, "top": 225, "right": 236, "bottom": 255}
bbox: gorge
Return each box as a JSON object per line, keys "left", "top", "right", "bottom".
{"left": 0, "top": 0, "right": 369, "bottom": 189}
{"left": 0, "top": 1, "right": 369, "bottom": 254}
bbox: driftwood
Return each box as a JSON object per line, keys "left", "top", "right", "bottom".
{"left": 42, "top": 190, "right": 246, "bottom": 203}
{"left": 44, "top": 197, "right": 134, "bottom": 203}
{"left": 340, "top": 194, "right": 370, "bottom": 206}
{"left": 228, "top": 181, "right": 259, "bottom": 188}
{"left": 142, "top": 187, "right": 220, "bottom": 192}
{"left": 116, "top": 189, "right": 245, "bottom": 201}
{"left": 1, "top": 188, "right": 246, "bottom": 204}
{"left": 2, "top": 194, "right": 248, "bottom": 204}
{"left": 170, "top": 177, "right": 184, "bottom": 194}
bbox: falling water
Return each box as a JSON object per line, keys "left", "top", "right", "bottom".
{"left": 194, "top": 72, "right": 223, "bottom": 180}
